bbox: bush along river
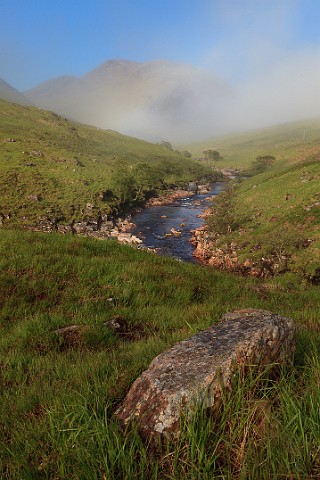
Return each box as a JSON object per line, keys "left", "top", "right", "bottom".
{"left": 131, "top": 182, "right": 225, "bottom": 262}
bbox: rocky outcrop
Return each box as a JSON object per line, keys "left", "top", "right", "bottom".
{"left": 146, "top": 189, "right": 194, "bottom": 206}
{"left": 217, "top": 167, "right": 242, "bottom": 177}
{"left": 115, "top": 309, "right": 295, "bottom": 442}
{"left": 29, "top": 215, "right": 142, "bottom": 245}
{"left": 190, "top": 228, "right": 277, "bottom": 278}
{"left": 22, "top": 187, "right": 201, "bottom": 244}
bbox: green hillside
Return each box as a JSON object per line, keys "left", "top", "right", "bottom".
{"left": 191, "top": 120, "right": 320, "bottom": 281}
{"left": 186, "top": 118, "right": 320, "bottom": 170}
{"left": 233, "top": 152, "right": 320, "bottom": 278}
{"left": 0, "top": 99, "right": 211, "bottom": 228}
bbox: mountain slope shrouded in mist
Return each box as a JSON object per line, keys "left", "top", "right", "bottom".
{"left": 25, "top": 59, "right": 230, "bottom": 143}
{"left": 0, "top": 78, "right": 32, "bottom": 106}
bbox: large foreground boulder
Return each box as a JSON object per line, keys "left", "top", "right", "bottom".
{"left": 115, "top": 309, "right": 295, "bottom": 441}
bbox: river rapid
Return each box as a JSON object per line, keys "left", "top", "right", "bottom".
{"left": 131, "top": 183, "right": 225, "bottom": 262}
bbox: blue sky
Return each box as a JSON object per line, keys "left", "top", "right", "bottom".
{"left": 1, "top": 0, "right": 320, "bottom": 90}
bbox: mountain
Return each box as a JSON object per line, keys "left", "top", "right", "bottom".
{"left": 0, "top": 78, "right": 32, "bottom": 106}
{"left": 24, "top": 60, "right": 230, "bottom": 142}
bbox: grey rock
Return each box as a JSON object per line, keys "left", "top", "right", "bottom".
{"left": 57, "top": 224, "right": 73, "bottom": 234}
{"left": 115, "top": 309, "right": 295, "bottom": 441}
{"left": 29, "top": 150, "right": 43, "bottom": 157}
{"left": 53, "top": 325, "right": 82, "bottom": 335}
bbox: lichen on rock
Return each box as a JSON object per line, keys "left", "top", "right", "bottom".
{"left": 115, "top": 309, "right": 295, "bottom": 442}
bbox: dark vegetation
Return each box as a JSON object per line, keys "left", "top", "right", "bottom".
{"left": 246, "top": 154, "right": 275, "bottom": 176}
{"left": 202, "top": 149, "right": 224, "bottom": 163}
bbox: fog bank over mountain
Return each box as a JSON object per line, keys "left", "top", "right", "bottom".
{"left": 24, "top": 53, "right": 320, "bottom": 143}
{"left": 2, "top": 1, "right": 320, "bottom": 143}
{"left": 200, "top": 1, "right": 320, "bottom": 138}
{"left": 215, "top": 47, "right": 320, "bottom": 136}
{"left": 25, "top": 60, "right": 231, "bottom": 143}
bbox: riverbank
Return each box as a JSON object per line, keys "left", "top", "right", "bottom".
{"left": 23, "top": 186, "right": 212, "bottom": 248}
{"left": 190, "top": 225, "right": 264, "bottom": 277}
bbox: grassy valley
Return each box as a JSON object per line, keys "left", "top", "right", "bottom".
{"left": 1, "top": 102, "right": 320, "bottom": 478}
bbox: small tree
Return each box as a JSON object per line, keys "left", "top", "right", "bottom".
{"left": 207, "top": 183, "right": 237, "bottom": 235}
{"left": 202, "top": 149, "right": 224, "bottom": 162}
{"left": 159, "top": 141, "right": 173, "bottom": 151}
{"left": 182, "top": 150, "right": 192, "bottom": 158}
{"left": 249, "top": 155, "right": 275, "bottom": 175}
{"left": 111, "top": 165, "right": 137, "bottom": 208}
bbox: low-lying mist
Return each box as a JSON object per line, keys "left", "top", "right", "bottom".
{"left": 25, "top": 51, "right": 320, "bottom": 145}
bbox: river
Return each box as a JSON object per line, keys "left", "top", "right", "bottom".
{"left": 131, "top": 182, "right": 225, "bottom": 262}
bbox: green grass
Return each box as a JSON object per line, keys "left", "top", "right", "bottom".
{"left": 0, "top": 99, "right": 212, "bottom": 227}
{"left": 1, "top": 101, "right": 320, "bottom": 478}
{"left": 185, "top": 118, "right": 320, "bottom": 280}
{"left": 204, "top": 151, "right": 320, "bottom": 280}
{"left": 185, "top": 118, "right": 320, "bottom": 170}
{"left": 1, "top": 229, "right": 320, "bottom": 479}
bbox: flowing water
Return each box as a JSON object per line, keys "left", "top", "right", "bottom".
{"left": 131, "top": 182, "right": 225, "bottom": 262}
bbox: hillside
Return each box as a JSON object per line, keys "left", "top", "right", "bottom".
{"left": 24, "top": 59, "right": 229, "bottom": 142}
{"left": 189, "top": 119, "right": 320, "bottom": 282}
{"left": 0, "top": 98, "right": 212, "bottom": 230}
{"left": 186, "top": 118, "right": 320, "bottom": 170}
{"left": 0, "top": 78, "right": 32, "bottom": 106}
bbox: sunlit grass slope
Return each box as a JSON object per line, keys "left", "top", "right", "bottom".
{"left": 207, "top": 146, "right": 320, "bottom": 279}
{"left": 236, "top": 151, "right": 320, "bottom": 237}
{"left": 186, "top": 118, "right": 320, "bottom": 169}
{"left": 0, "top": 99, "right": 210, "bottom": 227}
{"left": 184, "top": 118, "right": 320, "bottom": 280}
{"left": 1, "top": 229, "right": 320, "bottom": 478}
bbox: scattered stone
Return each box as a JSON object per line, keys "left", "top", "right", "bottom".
{"left": 170, "top": 228, "right": 182, "bottom": 236}
{"left": 54, "top": 325, "right": 82, "bottom": 335}
{"left": 147, "top": 190, "right": 193, "bottom": 207}
{"left": 188, "top": 182, "right": 198, "bottom": 193}
{"left": 197, "top": 184, "right": 211, "bottom": 194}
{"left": 72, "top": 222, "right": 88, "bottom": 234}
{"left": 28, "top": 194, "right": 41, "bottom": 202}
{"left": 217, "top": 168, "right": 241, "bottom": 177}
{"left": 29, "top": 150, "right": 43, "bottom": 157}
{"left": 106, "top": 315, "right": 129, "bottom": 335}
{"left": 57, "top": 224, "right": 73, "bottom": 234}
{"left": 115, "top": 309, "right": 295, "bottom": 442}
{"left": 53, "top": 325, "right": 83, "bottom": 349}
{"left": 106, "top": 315, "right": 145, "bottom": 341}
